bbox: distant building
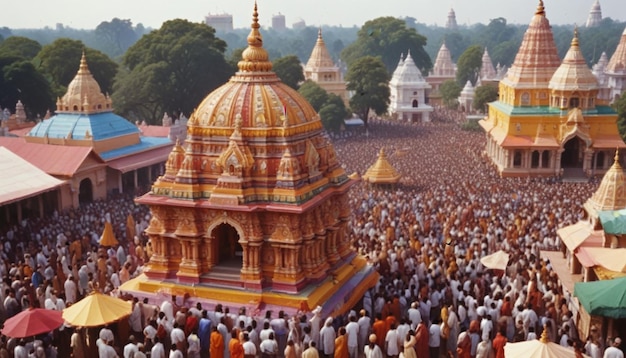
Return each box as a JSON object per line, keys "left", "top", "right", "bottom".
{"left": 292, "top": 19, "right": 306, "bottom": 29}
{"left": 388, "top": 51, "right": 433, "bottom": 122}
{"left": 272, "top": 13, "right": 286, "bottom": 30}
{"left": 458, "top": 80, "right": 475, "bottom": 113}
{"left": 303, "top": 29, "right": 348, "bottom": 105}
{"left": 446, "top": 8, "right": 458, "bottom": 30}
{"left": 205, "top": 13, "right": 234, "bottom": 33}
{"left": 586, "top": 0, "right": 602, "bottom": 28}
{"left": 604, "top": 28, "right": 626, "bottom": 103}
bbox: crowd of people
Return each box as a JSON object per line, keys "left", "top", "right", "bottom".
{"left": 0, "top": 110, "right": 622, "bottom": 358}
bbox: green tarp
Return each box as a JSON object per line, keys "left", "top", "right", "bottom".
{"left": 574, "top": 276, "right": 626, "bottom": 318}
{"left": 598, "top": 209, "right": 626, "bottom": 235}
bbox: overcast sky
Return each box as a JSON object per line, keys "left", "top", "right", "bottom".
{"left": 5, "top": 0, "right": 626, "bottom": 30}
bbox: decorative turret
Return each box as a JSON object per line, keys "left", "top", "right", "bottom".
{"left": 500, "top": 0, "right": 560, "bottom": 106}
{"left": 585, "top": 0, "right": 602, "bottom": 28}
{"left": 458, "top": 80, "right": 475, "bottom": 112}
{"left": 584, "top": 150, "right": 626, "bottom": 220}
{"left": 549, "top": 28, "right": 599, "bottom": 110}
{"left": 14, "top": 100, "right": 26, "bottom": 124}
{"left": 445, "top": 8, "right": 458, "bottom": 30}
{"left": 480, "top": 48, "right": 497, "bottom": 81}
{"left": 431, "top": 43, "right": 456, "bottom": 77}
{"left": 389, "top": 50, "right": 433, "bottom": 121}
{"left": 56, "top": 52, "right": 113, "bottom": 114}
{"left": 305, "top": 28, "right": 336, "bottom": 70}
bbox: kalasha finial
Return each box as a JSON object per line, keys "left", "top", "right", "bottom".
{"left": 239, "top": 1, "right": 272, "bottom": 71}
{"left": 535, "top": 0, "right": 545, "bottom": 16}
{"left": 615, "top": 148, "right": 620, "bottom": 164}
{"left": 572, "top": 25, "right": 579, "bottom": 47}
{"left": 79, "top": 50, "right": 90, "bottom": 73}
{"left": 318, "top": 27, "right": 322, "bottom": 39}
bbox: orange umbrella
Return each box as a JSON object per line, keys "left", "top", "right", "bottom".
{"left": 62, "top": 292, "right": 131, "bottom": 327}
{"left": 99, "top": 221, "right": 118, "bottom": 247}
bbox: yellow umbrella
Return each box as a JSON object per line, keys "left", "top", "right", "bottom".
{"left": 62, "top": 292, "right": 132, "bottom": 327}
{"left": 99, "top": 221, "right": 119, "bottom": 247}
{"left": 504, "top": 331, "right": 591, "bottom": 358}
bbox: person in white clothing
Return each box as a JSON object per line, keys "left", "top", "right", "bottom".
{"left": 151, "top": 337, "right": 166, "bottom": 358}
{"left": 604, "top": 337, "right": 624, "bottom": 358}
{"left": 123, "top": 336, "right": 139, "bottom": 358}
{"left": 384, "top": 323, "right": 400, "bottom": 358}
{"left": 364, "top": 334, "right": 383, "bottom": 358}
{"left": 345, "top": 315, "right": 360, "bottom": 358}
{"left": 319, "top": 317, "right": 336, "bottom": 358}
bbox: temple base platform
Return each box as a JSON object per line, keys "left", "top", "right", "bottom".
{"left": 120, "top": 256, "right": 379, "bottom": 317}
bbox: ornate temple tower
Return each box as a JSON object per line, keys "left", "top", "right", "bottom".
{"left": 585, "top": 0, "right": 602, "bottom": 28}
{"left": 303, "top": 28, "right": 348, "bottom": 105}
{"left": 445, "top": 8, "right": 458, "bottom": 31}
{"left": 479, "top": 2, "right": 625, "bottom": 178}
{"left": 605, "top": 27, "right": 626, "bottom": 103}
{"left": 426, "top": 43, "right": 457, "bottom": 105}
{"left": 388, "top": 51, "right": 433, "bottom": 122}
{"left": 592, "top": 52, "right": 610, "bottom": 102}
{"left": 362, "top": 148, "right": 401, "bottom": 187}
{"left": 130, "top": 4, "right": 377, "bottom": 315}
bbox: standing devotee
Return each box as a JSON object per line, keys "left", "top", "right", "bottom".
{"left": 211, "top": 327, "right": 225, "bottom": 358}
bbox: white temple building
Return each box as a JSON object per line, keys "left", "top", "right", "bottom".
{"left": 458, "top": 80, "right": 475, "bottom": 112}
{"left": 304, "top": 28, "right": 348, "bottom": 104}
{"left": 592, "top": 52, "right": 611, "bottom": 101}
{"left": 585, "top": 0, "right": 602, "bottom": 28}
{"left": 604, "top": 28, "right": 626, "bottom": 103}
{"left": 389, "top": 51, "right": 433, "bottom": 122}
{"left": 480, "top": 48, "right": 497, "bottom": 81}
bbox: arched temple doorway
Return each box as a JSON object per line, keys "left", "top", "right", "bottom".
{"left": 561, "top": 136, "right": 585, "bottom": 169}
{"left": 212, "top": 223, "right": 243, "bottom": 266}
{"left": 78, "top": 178, "right": 93, "bottom": 204}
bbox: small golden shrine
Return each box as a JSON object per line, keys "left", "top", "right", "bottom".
{"left": 125, "top": 3, "right": 378, "bottom": 315}
{"left": 362, "top": 148, "right": 401, "bottom": 186}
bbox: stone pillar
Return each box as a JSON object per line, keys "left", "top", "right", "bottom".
{"left": 176, "top": 235, "right": 207, "bottom": 283}
{"left": 325, "top": 227, "right": 340, "bottom": 265}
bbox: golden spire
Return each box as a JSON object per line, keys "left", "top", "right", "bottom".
{"left": 318, "top": 27, "right": 322, "bottom": 39}
{"left": 572, "top": 25, "right": 579, "bottom": 48}
{"left": 616, "top": 148, "right": 620, "bottom": 164}
{"left": 79, "top": 50, "right": 90, "bottom": 74}
{"left": 540, "top": 325, "right": 549, "bottom": 343}
{"left": 238, "top": 1, "right": 273, "bottom": 72}
{"left": 536, "top": 0, "right": 545, "bottom": 16}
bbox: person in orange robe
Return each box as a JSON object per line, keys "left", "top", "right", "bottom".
{"left": 492, "top": 329, "right": 507, "bottom": 358}
{"left": 210, "top": 326, "right": 225, "bottom": 358}
{"left": 229, "top": 328, "right": 244, "bottom": 358}
{"left": 372, "top": 315, "right": 387, "bottom": 350}
{"left": 334, "top": 327, "right": 349, "bottom": 358}
{"left": 414, "top": 321, "right": 429, "bottom": 358}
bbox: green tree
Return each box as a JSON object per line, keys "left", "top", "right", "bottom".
{"left": 298, "top": 80, "right": 329, "bottom": 112}
{"left": 272, "top": 55, "right": 304, "bottom": 90}
{"left": 473, "top": 84, "right": 499, "bottom": 113}
{"left": 0, "top": 36, "right": 41, "bottom": 59}
{"left": 456, "top": 45, "right": 483, "bottom": 86}
{"left": 319, "top": 93, "right": 348, "bottom": 133}
{"left": 615, "top": 94, "right": 626, "bottom": 142}
{"left": 345, "top": 56, "right": 390, "bottom": 128}
{"left": 440, "top": 79, "right": 461, "bottom": 109}
{"left": 36, "top": 38, "right": 118, "bottom": 97}
{"left": 0, "top": 58, "right": 54, "bottom": 119}
{"left": 95, "top": 18, "right": 140, "bottom": 58}
{"left": 114, "top": 19, "right": 232, "bottom": 124}
{"left": 341, "top": 17, "right": 431, "bottom": 74}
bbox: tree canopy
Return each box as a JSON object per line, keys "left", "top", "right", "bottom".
{"left": 318, "top": 93, "right": 348, "bottom": 133}
{"left": 456, "top": 45, "right": 483, "bottom": 86}
{"left": 36, "top": 38, "right": 118, "bottom": 98}
{"left": 341, "top": 17, "right": 432, "bottom": 75}
{"left": 440, "top": 79, "right": 461, "bottom": 109}
{"left": 298, "top": 80, "right": 329, "bottom": 112}
{"left": 0, "top": 57, "right": 54, "bottom": 118}
{"left": 95, "top": 18, "right": 141, "bottom": 59}
{"left": 0, "top": 36, "right": 41, "bottom": 60}
{"left": 345, "top": 56, "right": 390, "bottom": 127}
{"left": 272, "top": 55, "right": 305, "bottom": 90}
{"left": 114, "top": 19, "right": 232, "bottom": 124}
{"left": 615, "top": 94, "right": 626, "bottom": 142}
{"left": 473, "top": 84, "right": 499, "bottom": 113}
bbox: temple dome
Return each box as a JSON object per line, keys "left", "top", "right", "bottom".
{"left": 501, "top": 0, "right": 561, "bottom": 88}
{"left": 362, "top": 148, "right": 401, "bottom": 185}
{"left": 188, "top": 4, "right": 319, "bottom": 131}
{"left": 57, "top": 52, "right": 113, "bottom": 114}
{"left": 393, "top": 50, "right": 426, "bottom": 84}
{"left": 549, "top": 29, "right": 599, "bottom": 92}
{"left": 584, "top": 151, "right": 626, "bottom": 218}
